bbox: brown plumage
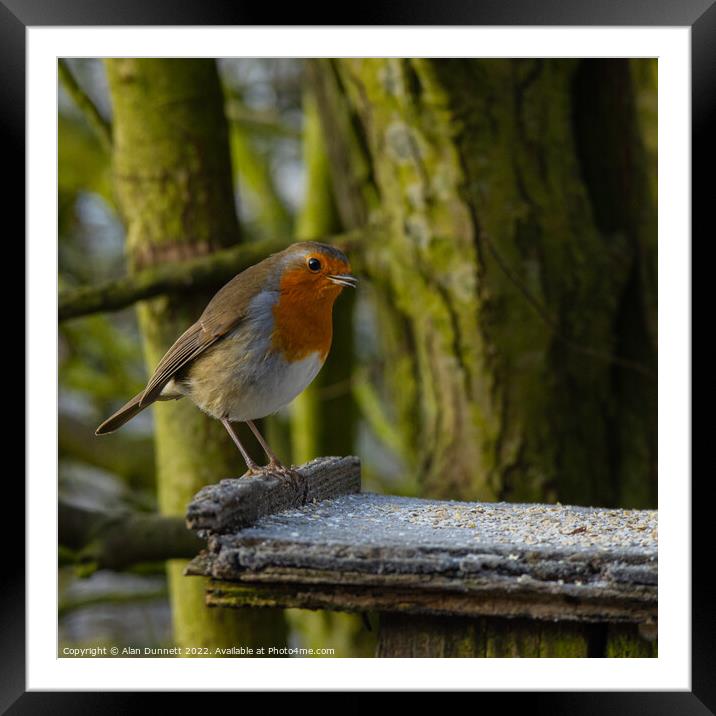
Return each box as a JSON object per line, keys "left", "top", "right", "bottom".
{"left": 95, "top": 242, "right": 356, "bottom": 478}
{"left": 95, "top": 258, "right": 277, "bottom": 435}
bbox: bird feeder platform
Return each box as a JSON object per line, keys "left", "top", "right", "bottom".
{"left": 185, "top": 457, "right": 657, "bottom": 657}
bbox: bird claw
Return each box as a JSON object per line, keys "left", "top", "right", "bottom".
{"left": 270, "top": 462, "right": 302, "bottom": 488}
{"left": 241, "top": 462, "right": 301, "bottom": 488}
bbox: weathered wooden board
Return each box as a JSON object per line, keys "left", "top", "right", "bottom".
{"left": 187, "top": 490, "right": 657, "bottom": 626}
{"left": 376, "top": 614, "right": 593, "bottom": 658}
{"left": 375, "top": 614, "right": 658, "bottom": 658}
{"left": 186, "top": 456, "right": 361, "bottom": 536}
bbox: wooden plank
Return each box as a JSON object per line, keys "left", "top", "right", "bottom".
{"left": 201, "top": 575, "right": 655, "bottom": 624}
{"left": 185, "top": 456, "right": 361, "bottom": 535}
{"left": 536, "top": 622, "right": 593, "bottom": 658}
{"left": 186, "top": 465, "right": 658, "bottom": 656}
{"left": 187, "top": 492, "right": 657, "bottom": 624}
{"left": 376, "top": 615, "right": 595, "bottom": 657}
{"left": 606, "top": 623, "right": 658, "bottom": 657}
{"left": 376, "top": 615, "right": 487, "bottom": 657}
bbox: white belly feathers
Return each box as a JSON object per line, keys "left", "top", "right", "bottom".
{"left": 227, "top": 350, "right": 323, "bottom": 421}
{"left": 168, "top": 289, "right": 326, "bottom": 422}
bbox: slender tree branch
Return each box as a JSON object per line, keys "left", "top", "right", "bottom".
{"left": 59, "top": 499, "right": 203, "bottom": 573}
{"left": 59, "top": 230, "right": 366, "bottom": 322}
{"left": 225, "top": 100, "right": 301, "bottom": 139}
{"left": 351, "top": 369, "right": 406, "bottom": 461}
{"left": 229, "top": 127, "right": 293, "bottom": 237}
{"left": 58, "top": 59, "right": 112, "bottom": 152}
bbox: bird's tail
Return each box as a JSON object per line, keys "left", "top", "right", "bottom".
{"left": 95, "top": 390, "right": 150, "bottom": 435}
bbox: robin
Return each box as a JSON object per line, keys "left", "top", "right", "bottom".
{"left": 95, "top": 241, "right": 357, "bottom": 478}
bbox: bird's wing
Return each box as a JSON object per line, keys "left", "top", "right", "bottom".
{"left": 139, "top": 260, "right": 275, "bottom": 406}
{"left": 139, "top": 322, "right": 223, "bottom": 406}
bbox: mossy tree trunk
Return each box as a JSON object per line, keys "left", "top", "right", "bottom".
{"left": 105, "top": 58, "right": 287, "bottom": 652}
{"left": 312, "top": 59, "right": 656, "bottom": 507}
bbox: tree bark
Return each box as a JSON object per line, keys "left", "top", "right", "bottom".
{"left": 312, "top": 59, "right": 656, "bottom": 507}
{"left": 105, "top": 58, "right": 287, "bottom": 653}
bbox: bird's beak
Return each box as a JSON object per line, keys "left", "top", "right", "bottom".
{"left": 328, "top": 274, "right": 358, "bottom": 288}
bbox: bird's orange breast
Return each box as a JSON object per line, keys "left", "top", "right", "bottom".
{"left": 271, "top": 267, "right": 341, "bottom": 362}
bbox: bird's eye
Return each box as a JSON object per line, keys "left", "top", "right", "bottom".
{"left": 307, "top": 257, "right": 321, "bottom": 272}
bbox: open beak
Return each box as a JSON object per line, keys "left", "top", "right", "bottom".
{"left": 328, "top": 274, "right": 358, "bottom": 288}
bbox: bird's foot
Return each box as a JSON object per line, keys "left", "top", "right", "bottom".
{"left": 265, "top": 460, "right": 301, "bottom": 488}
{"left": 241, "top": 461, "right": 301, "bottom": 487}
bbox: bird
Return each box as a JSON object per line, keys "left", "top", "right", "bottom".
{"left": 95, "top": 241, "right": 357, "bottom": 478}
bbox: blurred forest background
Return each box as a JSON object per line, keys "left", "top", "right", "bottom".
{"left": 58, "top": 58, "right": 657, "bottom": 657}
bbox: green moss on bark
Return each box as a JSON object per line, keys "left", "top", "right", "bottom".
{"left": 316, "top": 59, "right": 656, "bottom": 507}
{"left": 377, "top": 615, "right": 596, "bottom": 658}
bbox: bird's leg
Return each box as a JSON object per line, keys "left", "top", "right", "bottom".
{"left": 246, "top": 419, "right": 286, "bottom": 469}
{"left": 221, "top": 418, "right": 263, "bottom": 477}
{"left": 246, "top": 420, "right": 300, "bottom": 484}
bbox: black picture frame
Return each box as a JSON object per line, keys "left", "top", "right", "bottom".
{"left": 9, "top": 0, "right": 705, "bottom": 709}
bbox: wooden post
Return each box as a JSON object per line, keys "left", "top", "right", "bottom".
{"left": 376, "top": 615, "right": 598, "bottom": 658}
